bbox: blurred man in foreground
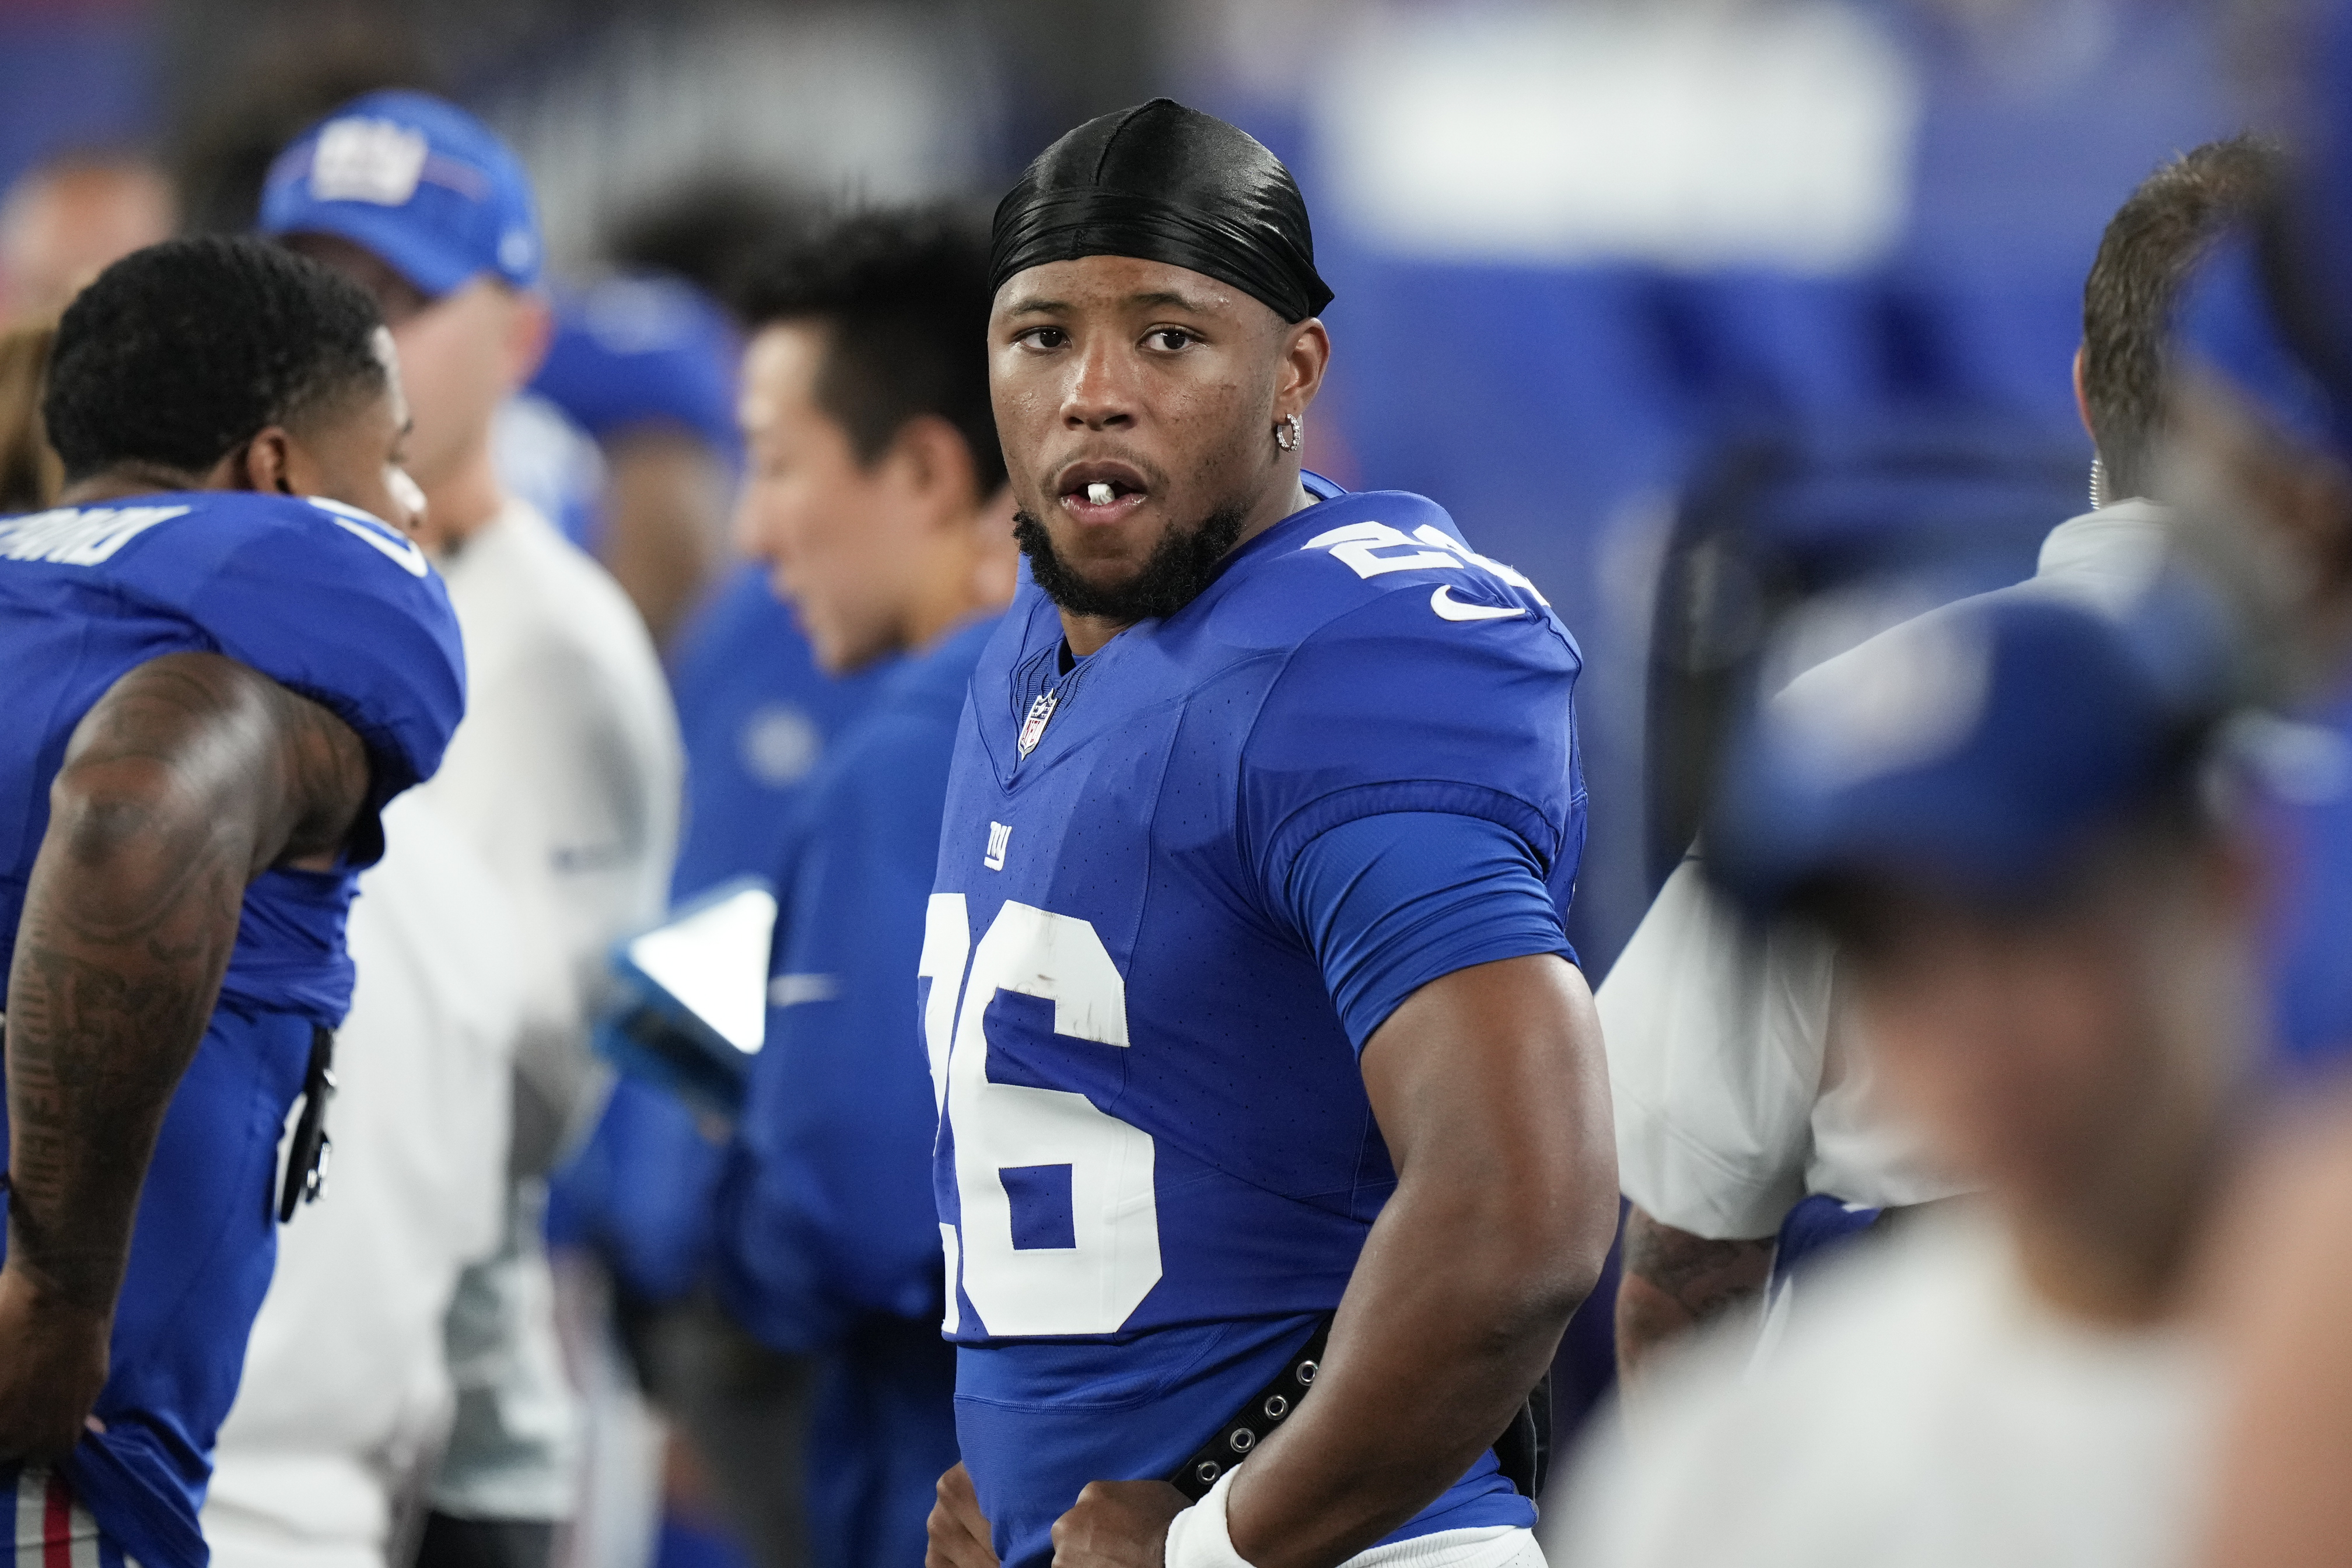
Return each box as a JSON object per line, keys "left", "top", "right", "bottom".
{"left": 709, "top": 204, "right": 1017, "bottom": 1568}
{"left": 1603, "top": 135, "right": 2277, "bottom": 1384}
{"left": 0, "top": 236, "right": 463, "bottom": 1568}
{"left": 1556, "top": 592, "right": 2256, "bottom": 1568}
{"left": 259, "top": 89, "right": 684, "bottom": 1568}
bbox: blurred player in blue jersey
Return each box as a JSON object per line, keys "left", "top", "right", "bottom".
{"left": 713, "top": 205, "right": 1017, "bottom": 1568}
{"left": 0, "top": 236, "right": 465, "bottom": 1567}
{"left": 923, "top": 102, "right": 1617, "bottom": 1568}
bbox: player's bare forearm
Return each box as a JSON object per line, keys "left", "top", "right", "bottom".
{"left": 1613, "top": 1207, "right": 1773, "bottom": 1393}
{"left": 2, "top": 653, "right": 367, "bottom": 1364}
{"left": 1212, "top": 954, "right": 1617, "bottom": 1568}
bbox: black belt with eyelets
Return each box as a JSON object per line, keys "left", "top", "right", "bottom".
{"left": 1169, "top": 1317, "right": 1331, "bottom": 1500}
{"left": 1166, "top": 1317, "right": 1553, "bottom": 1503}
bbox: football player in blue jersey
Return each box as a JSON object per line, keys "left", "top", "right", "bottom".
{"left": 923, "top": 102, "right": 1616, "bottom": 1568}
{"left": 0, "top": 235, "right": 464, "bottom": 1567}
{"left": 713, "top": 205, "right": 1017, "bottom": 1568}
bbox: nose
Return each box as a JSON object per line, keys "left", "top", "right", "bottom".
{"left": 1060, "top": 333, "right": 1139, "bottom": 432}
{"left": 387, "top": 466, "right": 428, "bottom": 538}
{"left": 730, "top": 487, "right": 771, "bottom": 562}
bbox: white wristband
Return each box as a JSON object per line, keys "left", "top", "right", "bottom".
{"left": 1163, "top": 1464, "right": 1258, "bottom": 1568}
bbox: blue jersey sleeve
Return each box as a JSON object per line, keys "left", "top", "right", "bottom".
{"left": 1284, "top": 811, "right": 1575, "bottom": 1051}
{"left": 1238, "top": 580, "right": 1586, "bottom": 919}
{"left": 182, "top": 499, "right": 466, "bottom": 834}
{"left": 716, "top": 708, "right": 953, "bottom": 1353}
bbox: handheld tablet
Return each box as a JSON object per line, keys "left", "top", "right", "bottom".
{"left": 595, "top": 876, "right": 777, "bottom": 1115}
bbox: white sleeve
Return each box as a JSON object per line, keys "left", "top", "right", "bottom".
{"left": 1598, "top": 854, "right": 1837, "bottom": 1240}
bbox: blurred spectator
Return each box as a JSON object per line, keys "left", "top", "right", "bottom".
{"left": 530, "top": 272, "right": 743, "bottom": 646}
{"left": 260, "top": 89, "right": 684, "bottom": 1568}
{"left": 0, "top": 149, "right": 174, "bottom": 320}
{"left": 1554, "top": 590, "right": 2255, "bottom": 1568}
{"left": 202, "top": 793, "right": 524, "bottom": 1568}
{"left": 0, "top": 316, "right": 61, "bottom": 510}
{"left": 1602, "top": 135, "right": 2276, "bottom": 1390}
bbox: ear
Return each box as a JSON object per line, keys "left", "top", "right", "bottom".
{"left": 2073, "top": 344, "right": 2096, "bottom": 447}
{"left": 218, "top": 427, "right": 300, "bottom": 495}
{"left": 884, "top": 414, "right": 981, "bottom": 527}
{"left": 1276, "top": 318, "right": 1332, "bottom": 422}
{"left": 505, "top": 290, "right": 555, "bottom": 392}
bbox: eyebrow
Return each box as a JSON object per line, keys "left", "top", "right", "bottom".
{"left": 1002, "top": 289, "right": 1219, "bottom": 317}
{"left": 1129, "top": 289, "right": 1213, "bottom": 313}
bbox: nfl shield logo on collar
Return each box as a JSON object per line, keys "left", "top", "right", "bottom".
{"left": 1019, "top": 690, "right": 1059, "bottom": 757}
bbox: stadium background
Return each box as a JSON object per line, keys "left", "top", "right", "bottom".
{"left": 0, "top": 0, "right": 2245, "bottom": 975}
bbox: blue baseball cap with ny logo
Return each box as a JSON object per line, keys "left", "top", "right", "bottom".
{"left": 260, "top": 89, "right": 541, "bottom": 298}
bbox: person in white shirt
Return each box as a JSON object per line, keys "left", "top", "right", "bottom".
{"left": 1605, "top": 136, "right": 2278, "bottom": 1384}
{"left": 257, "top": 90, "right": 684, "bottom": 1568}
{"left": 1554, "top": 586, "right": 2263, "bottom": 1568}
{"left": 203, "top": 793, "right": 524, "bottom": 1568}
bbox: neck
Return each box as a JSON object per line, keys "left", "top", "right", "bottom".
{"left": 904, "top": 500, "right": 1020, "bottom": 657}
{"left": 59, "top": 465, "right": 208, "bottom": 505}
{"left": 423, "top": 439, "right": 506, "bottom": 550}
{"left": 2007, "top": 1106, "right": 2238, "bottom": 1329}
{"left": 1058, "top": 473, "right": 1315, "bottom": 657}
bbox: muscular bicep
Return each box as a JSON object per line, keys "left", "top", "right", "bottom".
{"left": 54, "top": 651, "right": 373, "bottom": 879}
{"left": 1359, "top": 954, "right": 1617, "bottom": 1273}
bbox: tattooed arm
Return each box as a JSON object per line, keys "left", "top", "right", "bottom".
{"left": 0, "top": 651, "right": 370, "bottom": 1462}
{"left": 1614, "top": 1205, "right": 1775, "bottom": 1396}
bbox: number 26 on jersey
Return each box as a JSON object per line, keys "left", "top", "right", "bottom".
{"left": 919, "top": 894, "right": 1163, "bottom": 1338}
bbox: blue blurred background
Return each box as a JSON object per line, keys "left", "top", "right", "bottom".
{"left": 0, "top": 0, "right": 2244, "bottom": 975}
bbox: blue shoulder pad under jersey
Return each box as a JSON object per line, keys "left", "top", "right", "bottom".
{"left": 1219, "top": 491, "right": 1587, "bottom": 910}
{"left": 531, "top": 275, "right": 742, "bottom": 457}
{"left": 0, "top": 491, "right": 463, "bottom": 846}
{"left": 168, "top": 495, "right": 464, "bottom": 808}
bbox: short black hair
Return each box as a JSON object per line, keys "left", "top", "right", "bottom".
{"left": 738, "top": 205, "right": 1005, "bottom": 496}
{"left": 43, "top": 235, "right": 388, "bottom": 484}
{"left": 2083, "top": 135, "right": 2282, "bottom": 500}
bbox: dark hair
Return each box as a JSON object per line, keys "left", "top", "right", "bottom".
{"left": 2082, "top": 135, "right": 2283, "bottom": 499}
{"left": 738, "top": 205, "right": 1005, "bottom": 496}
{"left": 43, "top": 235, "right": 388, "bottom": 484}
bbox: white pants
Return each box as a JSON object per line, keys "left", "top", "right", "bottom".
{"left": 1345, "top": 1526, "right": 1546, "bottom": 1568}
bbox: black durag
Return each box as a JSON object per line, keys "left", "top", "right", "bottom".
{"left": 989, "top": 99, "right": 1333, "bottom": 321}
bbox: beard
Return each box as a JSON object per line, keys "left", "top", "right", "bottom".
{"left": 1013, "top": 499, "right": 1251, "bottom": 624}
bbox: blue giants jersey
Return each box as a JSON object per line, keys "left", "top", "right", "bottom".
{"left": 926, "top": 477, "right": 1585, "bottom": 1563}
{"left": 0, "top": 490, "right": 464, "bottom": 1567}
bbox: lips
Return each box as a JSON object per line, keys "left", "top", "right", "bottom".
{"left": 1055, "top": 459, "right": 1151, "bottom": 526}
